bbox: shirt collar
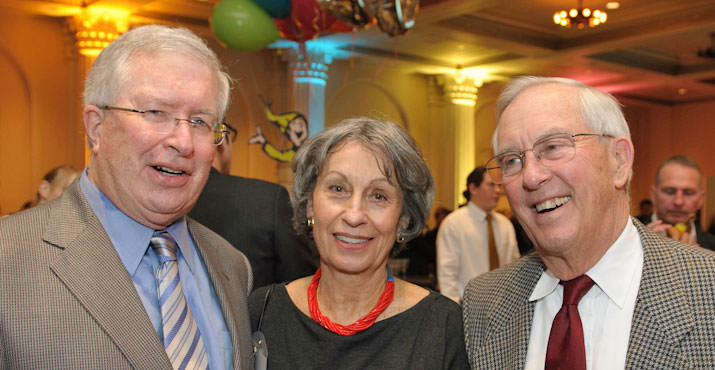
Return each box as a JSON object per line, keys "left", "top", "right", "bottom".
{"left": 79, "top": 168, "right": 196, "bottom": 275}
{"left": 466, "top": 201, "right": 489, "bottom": 220}
{"left": 529, "top": 218, "right": 642, "bottom": 309}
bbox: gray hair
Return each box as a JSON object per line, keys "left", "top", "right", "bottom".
{"left": 83, "top": 25, "right": 231, "bottom": 120}
{"left": 493, "top": 76, "right": 630, "bottom": 151}
{"left": 492, "top": 76, "right": 632, "bottom": 189}
{"left": 291, "top": 117, "right": 435, "bottom": 245}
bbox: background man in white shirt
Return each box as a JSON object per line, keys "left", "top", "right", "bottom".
{"left": 437, "top": 166, "right": 519, "bottom": 303}
{"left": 462, "top": 76, "right": 715, "bottom": 369}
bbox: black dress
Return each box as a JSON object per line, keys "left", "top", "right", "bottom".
{"left": 248, "top": 284, "right": 470, "bottom": 370}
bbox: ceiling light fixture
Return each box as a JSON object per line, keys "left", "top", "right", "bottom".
{"left": 70, "top": 6, "right": 129, "bottom": 57}
{"left": 553, "top": 0, "right": 607, "bottom": 29}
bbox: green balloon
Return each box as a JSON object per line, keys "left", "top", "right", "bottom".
{"left": 211, "top": 0, "right": 279, "bottom": 51}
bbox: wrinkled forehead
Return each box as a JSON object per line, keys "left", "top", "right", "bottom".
{"left": 118, "top": 52, "right": 219, "bottom": 108}
{"left": 325, "top": 139, "right": 395, "bottom": 183}
{"left": 656, "top": 163, "right": 703, "bottom": 189}
{"left": 496, "top": 84, "right": 585, "bottom": 152}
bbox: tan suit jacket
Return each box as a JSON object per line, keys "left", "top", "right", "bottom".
{"left": 462, "top": 219, "right": 715, "bottom": 369}
{"left": 0, "top": 181, "right": 253, "bottom": 369}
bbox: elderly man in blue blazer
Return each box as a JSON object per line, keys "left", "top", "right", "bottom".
{"left": 463, "top": 76, "right": 715, "bottom": 370}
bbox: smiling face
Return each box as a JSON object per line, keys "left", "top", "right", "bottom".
{"left": 651, "top": 163, "right": 704, "bottom": 225}
{"left": 84, "top": 53, "right": 219, "bottom": 229}
{"left": 308, "top": 140, "right": 405, "bottom": 276}
{"left": 496, "top": 83, "right": 631, "bottom": 266}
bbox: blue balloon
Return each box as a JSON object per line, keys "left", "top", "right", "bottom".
{"left": 254, "top": 0, "right": 291, "bottom": 18}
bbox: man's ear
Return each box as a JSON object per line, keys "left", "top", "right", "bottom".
{"left": 37, "top": 180, "right": 51, "bottom": 201}
{"left": 468, "top": 182, "right": 478, "bottom": 196}
{"left": 612, "top": 136, "right": 634, "bottom": 189}
{"left": 83, "top": 105, "right": 104, "bottom": 154}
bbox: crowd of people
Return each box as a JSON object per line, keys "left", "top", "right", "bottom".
{"left": 1, "top": 25, "right": 712, "bottom": 370}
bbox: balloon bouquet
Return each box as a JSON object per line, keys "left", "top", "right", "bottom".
{"left": 210, "top": 0, "right": 420, "bottom": 51}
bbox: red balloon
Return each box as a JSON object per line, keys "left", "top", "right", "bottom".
{"left": 277, "top": 0, "right": 338, "bottom": 42}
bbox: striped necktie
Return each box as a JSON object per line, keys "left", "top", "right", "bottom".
{"left": 150, "top": 231, "right": 210, "bottom": 370}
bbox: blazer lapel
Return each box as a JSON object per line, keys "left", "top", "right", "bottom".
{"left": 626, "top": 222, "right": 693, "bottom": 368}
{"left": 190, "top": 219, "right": 252, "bottom": 370}
{"left": 45, "top": 182, "right": 171, "bottom": 369}
{"left": 484, "top": 254, "right": 544, "bottom": 369}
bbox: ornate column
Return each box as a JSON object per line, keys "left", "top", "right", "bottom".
{"left": 283, "top": 45, "right": 332, "bottom": 137}
{"left": 275, "top": 45, "right": 333, "bottom": 187}
{"left": 67, "top": 7, "right": 129, "bottom": 166}
{"left": 443, "top": 72, "right": 483, "bottom": 209}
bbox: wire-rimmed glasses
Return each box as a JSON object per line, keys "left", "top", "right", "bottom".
{"left": 485, "top": 133, "right": 613, "bottom": 184}
{"left": 102, "top": 106, "right": 229, "bottom": 145}
{"left": 223, "top": 121, "right": 238, "bottom": 143}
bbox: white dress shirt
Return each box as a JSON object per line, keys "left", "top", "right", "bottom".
{"left": 525, "top": 218, "right": 644, "bottom": 370}
{"left": 437, "top": 202, "right": 519, "bottom": 303}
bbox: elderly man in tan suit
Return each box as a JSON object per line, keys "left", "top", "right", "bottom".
{"left": 0, "top": 25, "right": 253, "bottom": 369}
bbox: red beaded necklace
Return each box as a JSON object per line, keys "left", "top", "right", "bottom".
{"left": 307, "top": 266, "right": 395, "bottom": 336}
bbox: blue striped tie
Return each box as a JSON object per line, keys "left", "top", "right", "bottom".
{"left": 151, "top": 231, "right": 209, "bottom": 370}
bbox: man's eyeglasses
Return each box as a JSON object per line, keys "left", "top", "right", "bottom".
{"left": 485, "top": 133, "right": 614, "bottom": 184}
{"left": 223, "top": 121, "right": 237, "bottom": 143}
{"left": 102, "top": 106, "right": 229, "bottom": 145}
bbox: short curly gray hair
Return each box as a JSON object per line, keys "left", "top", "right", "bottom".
{"left": 291, "top": 117, "right": 435, "bottom": 246}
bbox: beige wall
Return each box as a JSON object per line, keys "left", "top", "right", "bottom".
{"left": 1, "top": 10, "right": 713, "bottom": 224}
{"left": 0, "top": 9, "right": 86, "bottom": 214}
{"left": 626, "top": 99, "right": 715, "bottom": 228}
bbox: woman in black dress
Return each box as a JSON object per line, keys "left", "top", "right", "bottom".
{"left": 248, "top": 117, "right": 469, "bottom": 370}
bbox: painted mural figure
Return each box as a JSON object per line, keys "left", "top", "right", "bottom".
{"left": 249, "top": 99, "right": 308, "bottom": 163}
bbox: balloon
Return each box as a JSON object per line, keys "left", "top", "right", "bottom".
{"left": 211, "top": 0, "right": 280, "bottom": 51}
{"left": 254, "top": 0, "right": 291, "bottom": 19}
{"left": 276, "top": 0, "right": 338, "bottom": 42}
{"left": 317, "top": 0, "right": 373, "bottom": 28}
{"left": 376, "top": 0, "right": 419, "bottom": 37}
{"left": 329, "top": 19, "right": 356, "bottom": 33}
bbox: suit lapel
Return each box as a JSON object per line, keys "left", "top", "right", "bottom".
{"left": 190, "top": 219, "right": 251, "bottom": 370}
{"left": 626, "top": 222, "right": 692, "bottom": 368}
{"left": 485, "top": 254, "right": 544, "bottom": 369}
{"left": 45, "top": 182, "right": 171, "bottom": 369}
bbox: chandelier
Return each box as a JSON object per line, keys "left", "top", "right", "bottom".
{"left": 553, "top": 1, "right": 607, "bottom": 29}
{"left": 71, "top": 7, "right": 129, "bottom": 57}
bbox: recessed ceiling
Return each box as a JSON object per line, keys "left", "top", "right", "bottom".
{"left": 4, "top": 0, "right": 715, "bottom": 104}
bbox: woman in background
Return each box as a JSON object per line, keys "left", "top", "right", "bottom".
{"left": 248, "top": 117, "right": 468, "bottom": 370}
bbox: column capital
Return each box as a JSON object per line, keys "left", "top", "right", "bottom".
{"left": 443, "top": 71, "right": 484, "bottom": 107}
{"left": 67, "top": 7, "right": 129, "bottom": 58}
{"left": 279, "top": 45, "right": 334, "bottom": 86}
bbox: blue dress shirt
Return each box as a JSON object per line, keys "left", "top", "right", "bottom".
{"left": 80, "top": 170, "right": 232, "bottom": 369}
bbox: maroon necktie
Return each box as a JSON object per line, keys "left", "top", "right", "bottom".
{"left": 545, "top": 275, "right": 595, "bottom": 370}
